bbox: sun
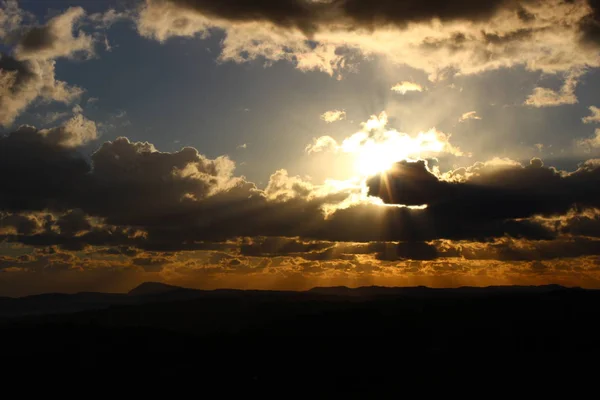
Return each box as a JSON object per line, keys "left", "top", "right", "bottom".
{"left": 353, "top": 142, "right": 400, "bottom": 176}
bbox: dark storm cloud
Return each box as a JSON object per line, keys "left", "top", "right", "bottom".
{"left": 82, "top": 137, "right": 240, "bottom": 226}
{"left": 367, "top": 159, "right": 600, "bottom": 222}
{"left": 0, "top": 125, "right": 90, "bottom": 212}
{"left": 163, "top": 0, "right": 520, "bottom": 33}
{"left": 0, "top": 213, "right": 41, "bottom": 235}
{"left": 56, "top": 209, "right": 92, "bottom": 236}
{"left": 309, "top": 202, "right": 554, "bottom": 242}
{"left": 544, "top": 209, "right": 600, "bottom": 237}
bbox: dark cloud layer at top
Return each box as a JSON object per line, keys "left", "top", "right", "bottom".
{"left": 580, "top": 0, "right": 600, "bottom": 45}
{"left": 165, "top": 0, "right": 523, "bottom": 33}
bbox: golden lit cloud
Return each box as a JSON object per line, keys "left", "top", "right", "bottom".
{"left": 577, "top": 129, "right": 600, "bottom": 150}
{"left": 320, "top": 109, "right": 346, "bottom": 123}
{"left": 391, "top": 81, "right": 423, "bottom": 94}
{"left": 15, "top": 6, "right": 94, "bottom": 61}
{"left": 305, "top": 135, "right": 337, "bottom": 154}
{"left": 524, "top": 70, "right": 581, "bottom": 107}
{"left": 583, "top": 106, "right": 600, "bottom": 124}
{"left": 458, "top": 111, "right": 481, "bottom": 122}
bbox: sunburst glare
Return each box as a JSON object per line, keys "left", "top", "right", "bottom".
{"left": 308, "top": 111, "right": 467, "bottom": 177}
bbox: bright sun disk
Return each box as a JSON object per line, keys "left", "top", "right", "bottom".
{"left": 354, "top": 141, "right": 405, "bottom": 176}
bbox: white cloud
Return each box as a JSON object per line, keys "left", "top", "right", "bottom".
{"left": 583, "top": 106, "right": 600, "bottom": 124}
{"left": 391, "top": 81, "right": 423, "bottom": 94}
{"left": 459, "top": 111, "right": 482, "bottom": 122}
{"left": 524, "top": 70, "right": 581, "bottom": 108}
{"left": 320, "top": 110, "right": 346, "bottom": 123}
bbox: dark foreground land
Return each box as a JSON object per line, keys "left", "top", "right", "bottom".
{"left": 1, "top": 283, "right": 599, "bottom": 391}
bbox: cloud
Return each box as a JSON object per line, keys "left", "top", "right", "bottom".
{"left": 391, "top": 81, "right": 423, "bottom": 94}
{"left": 367, "top": 158, "right": 600, "bottom": 229}
{"left": 89, "top": 9, "right": 132, "bottom": 29}
{"left": 39, "top": 113, "right": 97, "bottom": 148}
{"left": 0, "top": 212, "right": 44, "bottom": 235}
{"left": 14, "top": 7, "right": 94, "bottom": 61}
{"left": 3, "top": 235, "right": 600, "bottom": 296}
{"left": 0, "top": 124, "right": 91, "bottom": 212}
{"left": 56, "top": 209, "right": 92, "bottom": 236}
{"left": 555, "top": 208, "right": 600, "bottom": 237}
{"left": 138, "top": 0, "right": 559, "bottom": 34}
{"left": 583, "top": 106, "right": 600, "bottom": 123}
{"left": 0, "top": 3, "right": 99, "bottom": 126}
{"left": 264, "top": 169, "right": 320, "bottom": 202}
{"left": 2, "top": 120, "right": 600, "bottom": 252}
{"left": 524, "top": 70, "right": 581, "bottom": 107}
{"left": 136, "top": 0, "right": 600, "bottom": 80}
{"left": 459, "top": 111, "right": 481, "bottom": 122}
{"left": 577, "top": 129, "right": 600, "bottom": 150}
{"left": 131, "top": 254, "right": 174, "bottom": 272}
{"left": 320, "top": 110, "right": 346, "bottom": 123}
{"left": 0, "top": 0, "right": 29, "bottom": 41}
{"left": 83, "top": 137, "right": 244, "bottom": 226}
{"left": 305, "top": 135, "right": 338, "bottom": 154}
{"left": 0, "top": 54, "right": 84, "bottom": 126}
{"left": 534, "top": 143, "right": 544, "bottom": 152}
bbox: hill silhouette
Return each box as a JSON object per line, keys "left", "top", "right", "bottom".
{"left": 1, "top": 283, "right": 598, "bottom": 390}
{"left": 128, "top": 281, "right": 188, "bottom": 296}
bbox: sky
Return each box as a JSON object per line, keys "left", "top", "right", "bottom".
{"left": 1, "top": 0, "right": 600, "bottom": 296}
